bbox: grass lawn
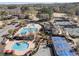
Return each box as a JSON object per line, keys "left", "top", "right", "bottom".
{"left": 0, "top": 52, "right": 4, "bottom": 56}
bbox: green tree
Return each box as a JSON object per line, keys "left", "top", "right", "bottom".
{"left": 40, "top": 7, "right": 53, "bottom": 20}
{"left": 0, "top": 11, "right": 8, "bottom": 16}
{"left": 8, "top": 29, "right": 15, "bottom": 35}
{"left": 20, "top": 6, "right": 29, "bottom": 13}
{"left": 19, "top": 20, "right": 26, "bottom": 27}
{"left": 8, "top": 29, "right": 16, "bottom": 40}
{"left": 7, "top": 5, "right": 17, "bottom": 9}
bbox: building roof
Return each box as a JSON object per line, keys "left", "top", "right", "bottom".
{"left": 53, "top": 13, "right": 68, "bottom": 18}
{"left": 0, "top": 21, "right": 4, "bottom": 26}
{"left": 54, "top": 22, "right": 72, "bottom": 26}
{"left": 65, "top": 28, "right": 79, "bottom": 37}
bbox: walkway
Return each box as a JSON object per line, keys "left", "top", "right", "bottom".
{"left": 33, "top": 43, "right": 51, "bottom": 56}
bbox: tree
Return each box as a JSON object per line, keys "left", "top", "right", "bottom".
{"left": 8, "top": 29, "right": 15, "bottom": 35}
{"left": 0, "top": 11, "right": 8, "bottom": 16}
{"left": 76, "top": 10, "right": 79, "bottom": 16}
{"left": 40, "top": 7, "right": 53, "bottom": 20}
{"left": 7, "top": 29, "right": 16, "bottom": 40}
{"left": 19, "top": 20, "right": 26, "bottom": 27}
{"left": 7, "top": 5, "right": 17, "bottom": 9}
{"left": 20, "top": 6, "right": 29, "bottom": 13}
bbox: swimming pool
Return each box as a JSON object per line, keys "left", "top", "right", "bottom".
{"left": 19, "top": 27, "right": 37, "bottom": 35}
{"left": 12, "top": 42, "right": 29, "bottom": 51}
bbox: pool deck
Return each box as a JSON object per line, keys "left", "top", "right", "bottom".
{"left": 4, "top": 40, "right": 35, "bottom": 56}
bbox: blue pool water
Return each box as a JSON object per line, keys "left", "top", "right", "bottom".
{"left": 20, "top": 28, "right": 37, "bottom": 35}
{"left": 12, "top": 42, "right": 29, "bottom": 51}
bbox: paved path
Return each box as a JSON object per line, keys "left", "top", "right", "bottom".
{"left": 33, "top": 43, "right": 51, "bottom": 56}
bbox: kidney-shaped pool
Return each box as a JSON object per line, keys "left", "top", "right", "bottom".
{"left": 12, "top": 42, "right": 29, "bottom": 51}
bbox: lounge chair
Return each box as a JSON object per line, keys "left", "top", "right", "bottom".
{"left": 3, "top": 50, "right": 14, "bottom": 54}
{"left": 24, "top": 50, "right": 32, "bottom": 56}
